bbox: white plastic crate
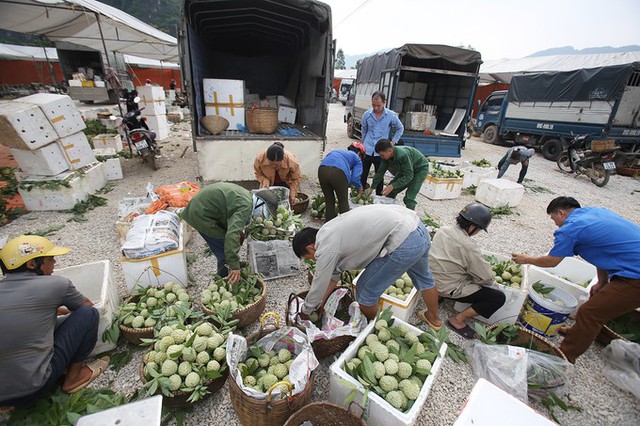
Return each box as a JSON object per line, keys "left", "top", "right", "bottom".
{"left": 0, "top": 101, "right": 58, "bottom": 150}
{"left": 329, "top": 317, "right": 447, "bottom": 426}
{"left": 203, "top": 78, "right": 245, "bottom": 128}
{"left": 55, "top": 260, "right": 120, "bottom": 356}
{"left": 92, "top": 133, "right": 123, "bottom": 152}
{"left": 142, "top": 114, "right": 170, "bottom": 141}
{"left": 419, "top": 175, "right": 463, "bottom": 200}
{"left": 353, "top": 270, "right": 420, "bottom": 322}
{"left": 57, "top": 132, "right": 97, "bottom": 170}
{"left": 527, "top": 267, "right": 587, "bottom": 314}
{"left": 460, "top": 166, "right": 499, "bottom": 189}
{"left": 453, "top": 250, "right": 529, "bottom": 325}
{"left": 18, "top": 93, "right": 86, "bottom": 138}
{"left": 120, "top": 223, "right": 188, "bottom": 294}
{"left": 104, "top": 158, "right": 123, "bottom": 180}
{"left": 76, "top": 395, "right": 162, "bottom": 426}
{"left": 11, "top": 143, "right": 69, "bottom": 176}
{"left": 475, "top": 179, "right": 524, "bottom": 208}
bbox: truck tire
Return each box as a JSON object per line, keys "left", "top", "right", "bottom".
{"left": 482, "top": 125, "right": 501, "bottom": 144}
{"left": 542, "top": 139, "right": 562, "bottom": 161}
{"left": 347, "top": 116, "right": 357, "bottom": 139}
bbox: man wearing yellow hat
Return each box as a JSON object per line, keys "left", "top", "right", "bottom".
{"left": 0, "top": 236, "right": 108, "bottom": 408}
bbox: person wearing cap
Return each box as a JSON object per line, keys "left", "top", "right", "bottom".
{"left": 497, "top": 145, "right": 535, "bottom": 184}
{"left": 318, "top": 142, "right": 365, "bottom": 221}
{"left": 428, "top": 204, "right": 506, "bottom": 338}
{"left": 0, "top": 236, "right": 108, "bottom": 407}
{"left": 291, "top": 205, "right": 441, "bottom": 328}
{"left": 370, "top": 139, "right": 429, "bottom": 210}
{"left": 254, "top": 142, "right": 302, "bottom": 204}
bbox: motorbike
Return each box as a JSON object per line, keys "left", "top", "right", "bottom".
{"left": 119, "top": 100, "right": 161, "bottom": 170}
{"left": 556, "top": 134, "right": 616, "bottom": 187}
{"left": 122, "top": 88, "right": 140, "bottom": 113}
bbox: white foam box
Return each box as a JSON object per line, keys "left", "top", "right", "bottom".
{"left": 136, "top": 85, "right": 166, "bottom": 101}
{"left": 0, "top": 101, "right": 58, "bottom": 150}
{"left": 94, "top": 81, "right": 106, "bottom": 88}
{"left": 93, "top": 133, "right": 123, "bottom": 152}
{"left": 278, "top": 105, "right": 297, "bottom": 124}
{"left": 120, "top": 223, "right": 188, "bottom": 293}
{"left": 104, "top": 158, "right": 123, "bottom": 180}
{"left": 80, "top": 162, "right": 108, "bottom": 195}
{"left": 527, "top": 267, "right": 588, "bottom": 314}
{"left": 396, "top": 81, "right": 414, "bottom": 99}
{"left": 404, "top": 112, "right": 435, "bottom": 131}
{"left": 411, "top": 82, "right": 428, "bottom": 100}
{"left": 76, "top": 395, "right": 162, "bottom": 426}
{"left": 11, "top": 143, "right": 69, "bottom": 176}
{"left": 55, "top": 260, "right": 120, "bottom": 356}
{"left": 475, "top": 178, "right": 524, "bottom": 208}
{"left": 57, "top": 132, "right": 97, "bottom": 170}
{"left": 460, "top": 166, "right": 499, "bottom": 189}
{"left": 454, "top": 378, "right": 555, "bottom": 426}
{"left": 329, "top": 317, "right": 447, "bottom": 426}
{"left": 419, "top": 175, "right": 463, "bottom": 200}
{"left": 203, "top": 78, "right": 245, "bottom": 128}
{"left": 18, "top": 93, "right": 86, "bottom": 138}
{"left": 140, "top": 97, "right": 167, "bottom": 116}
{"left": 142, "top": 114, "right": 170, "bottom": 141}
{"left": 406, "top": 99, "right": 424, "bottom": 112}
{"left": 69, "top": 79, "right": 83, "bottom": 87}
{"left": 454, "top": 250, "right": 530, "bottom": 325}
{"left": 277, "top": 95, "right": 294, "bottom": 107}
{"left": 353, "top": 270, "right": 420, "bottom": 322}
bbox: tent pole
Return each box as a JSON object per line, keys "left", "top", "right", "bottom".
{"left": 95, "top": 13, "right": 111, "bottom": 68}
{"left": 40, "top": 36, "right": 58, "bottom": 88}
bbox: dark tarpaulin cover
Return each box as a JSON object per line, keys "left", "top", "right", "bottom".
{"left": 357, "top": 44, "right": 482, "bottom": 83}
{"left": 508, "top": 63, "right": 639, "bottom": 103}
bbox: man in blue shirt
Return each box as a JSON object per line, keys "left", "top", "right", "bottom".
{"left": 360, "top": 91, "right": 404, "bottom": 195}
{"left": 512, "top": 197, "right": 640, "bottom": 363}
{"left": 318, "top": 142, "right": 364, "bottom": 221}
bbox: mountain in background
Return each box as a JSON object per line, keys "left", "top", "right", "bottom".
{"left": 528, "top": 45, "right": 640, "bottom": 57}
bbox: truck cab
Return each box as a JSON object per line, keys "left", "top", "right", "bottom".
{"left": 474, "top": 90, "right": 507, "bottom": 144}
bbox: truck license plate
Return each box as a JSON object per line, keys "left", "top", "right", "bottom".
{"left": 134, "top": 140, "right": 148, "bottom": 150}
{"left": 602, "top": 161, "right": 616, "bottom": 170}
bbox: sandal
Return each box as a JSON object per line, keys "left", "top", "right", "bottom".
{"left": 417, "top": 309, "right": 442, "bottom": 331}
{"left": 445, "top": 320, "right": 477, "bottom": 339}
{"left": 65, "top": 356, "right": 110, "bottom": 394}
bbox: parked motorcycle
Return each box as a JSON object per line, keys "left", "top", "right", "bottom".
{"left": 556, "top": 134, "right": 616, "bottom": 187}
{"left": 120, "top": 102, "right": 161, "bottom": 170}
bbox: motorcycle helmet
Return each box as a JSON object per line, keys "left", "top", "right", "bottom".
{"left": 459, "top": 203, "right": 492, "bottom": 232}
{"left": 0, "top": 235, "right": 69, "bottom": 270}
{"left": 348, "top": 142, "right": 366, "bottom": 158}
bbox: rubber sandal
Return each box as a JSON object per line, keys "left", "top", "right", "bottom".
{"left": 417, "top": 309, "right": 442, "bottom": 331}
{"left": 446, "top": 320, "right": 476, "bottom": 339}
{"left": 65, "top": 356, "right": 110, "bottom": 394}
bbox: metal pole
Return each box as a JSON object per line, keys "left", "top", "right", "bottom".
{"left": 40, "top": 36, "right": 58, "bottom": 88}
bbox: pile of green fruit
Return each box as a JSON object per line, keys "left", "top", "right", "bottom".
{"left": 532, "top": 281, "right": 566, "bottom": 306}
{"left": 383, "top": 273, "right": 414, "bottom": 301}
{"left": 237, "top": 346, "right": 296, "bottom": 394}
{"left": 471, "top": 159, "right": 492, "bottom": 168}
{"left": 118, "top": 282, "right": 191, "bottom": 330}
{"left": 484, "top": 255, "right": 524, "bottom": 288}
{"left": 310, "top": 194, "right": 326, "bottom": 219}
{"left": 421, "top": 212, "right": 440, "bottom": 230}
{"left": 247, "top": 205, "right": 302, "bottom": 241}
{"left": 428, "top": 161, "right": 464, "bottom": 179}
{"left": 343, "top": 309, "right": 441, "bottom": 413}
{"left": 201, "top": 270, "right": 263, "bottom": 320}
{"left": 142, "top": 322, "right": 228, "bottom": 403}
{"left": 351, "top": 191, "right": 373, "bottom": 205}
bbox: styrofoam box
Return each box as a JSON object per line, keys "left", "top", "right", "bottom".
{"left": 329, "top": 317, "right": 447, "bottom": 426}
{"left": 396, "top": 81, "right": 414, "bottom": 99}
{"left": 460, "top": 166, "right": 499, "bottom": 189}
{"left": 11, "top": 143, "right": 69, "bottom": 176}
{"left": 140, "top": 97, "right": 167, "bottom": 116}
{"left": 411, "top": 82, "right": 428, "bottom": 100}
{"left": 278, "top": 105, "right": 297, "bottom": 124}
{"left": 353, "top": 270, "right": 420, "bottom": 322}
{"left": 454, "top": 378, "right": 555, "bottom": 426}
{"left": 104, "top": 158, "right": 123, "bottom": 180}
{"left": 69, "top": 79, "right": 83, "bottom": 87}
{"left": 142, "top": 114, "right": 170, "bottom": 141}
{"left": 19, "top": 93, "right": 86, "bottom": 138}
{"left": 277, "top": 95, "right": 294, "bottom": 106}
{"left": 419, "top": 175, "right": 463, "bottom": 200}
{"left": 57, "top": 132, "right": 97, "bottom": 170}
{"left": 136, "top": 85, "right": 166, "bottom": 102}
{"left": 93, "top": 133, "right": 123, "bottom": 152}
{"left": 404, "top": 112, "right": 435, "bottom": 131}
{"left": 203, "top": 78, "right": 245, "bottom": 128}
{"left": 528, "top": 267, "right": 588, "bottom": 314}
{"left": 475, "top": 178, "right": 524, "bottom": 208}
{"left": 55, "top": 260, "right": 120, "bottom": 356}
{"left": 94, "top": 81, "right": 106, "bottom": 88}
{"left": 76, "top": 395, "right": 162, "bottom": 426}
{"left": 121, "top": 223, "right": 188, "bottom": 293}
{"left": 454, "top": 250, "right": 529, "bottom": 325}
{"left": 0, "top": 101, "right": 58, "bottom": 150}
{"left": 80, "top": 162, "right": 108, "bottom": 195}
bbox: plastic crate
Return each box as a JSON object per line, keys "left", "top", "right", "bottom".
{"left": 353, "top": 270, "right": 420, "bottom": 322}
{"left": 419, "top": 175, "right": 463, "bottom": 200}
{"left": 475, "top": 179, "right": 524, "bottom": 208}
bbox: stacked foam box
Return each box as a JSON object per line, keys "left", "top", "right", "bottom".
{"left": 203, "top": 79, "right": 245, "bottom": 129}
{"left": 93, "top": 148, "right": 123, "bottom": 181}
{"left": 475, "top": 178, "right": 525, "bottom": 208}
{"left": 0, "top": 94, "right": 106, "bottom": 211}
{"left": 137, "top": 85, "right": 169, "bottom": 141}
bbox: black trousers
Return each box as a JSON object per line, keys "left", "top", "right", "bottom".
{"left": 318, "top": 166, "right": 350, "bottom": 221}
{"left": 360, "top": 154, "right": 383, "bottom": 195}
{"left": 455, "top": 286, "right": 506, "bottom": 319}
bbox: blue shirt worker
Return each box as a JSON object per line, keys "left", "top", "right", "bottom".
{"left": 360, "top": 91, "right": 404, "bottom": 195}
{"left": 318, "top": 143, "right": 365, "bottom": 221}
{"left": 497, "top": 146, "right": 535, "bottom": 183}
{"left": 512, "top": 197, "right": 640, "bottom": 363}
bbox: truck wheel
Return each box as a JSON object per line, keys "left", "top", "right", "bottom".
{"left": 482, "top": 125, "right": 500, "bottom": 144}
{"left": 347, "top": 116, "right": 357, "bottom": 139}
{"left": 542, "top": 139, "right": 562, "bottom": 161}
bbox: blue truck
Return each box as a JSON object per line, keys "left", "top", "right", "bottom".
{"left": 474, "top": 63, "right": 640, "bottom": 160}
{"left": 344, "top": 44, "right": 482, "bottom": 157}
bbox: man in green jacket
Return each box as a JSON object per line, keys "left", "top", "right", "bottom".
{"left": 179, "top": 182, "right": 252, "bottom": 285}
{"left": 371, "top": 139, "right": 429, "bottom": 210}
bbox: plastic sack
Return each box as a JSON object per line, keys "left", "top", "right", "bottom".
{"left": 251, "top": 186, "right": 291, "bottom": 219}
{"left": 526, "top": 349, "right": 574, "bottom": 400}
{"left": 602, "top": 339, "right": 640, "bottom": 398}
{"left": 145, "top": 181, "right": 202, "bottom": 213}
{"left": 372, "top": 195, "right": 402, "bottom": 205}
{"left": 226, "top": 326, "right": 319, "bottom": 400}
{"left": 121, "top": 210, "right": 180, "bottom": 259}
{"left": 467, "top": 340, "right": 529, "bottom": 403}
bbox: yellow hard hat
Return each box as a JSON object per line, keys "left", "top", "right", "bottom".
{"left": 0, "top": 235, "right": 69, "bottom": 270}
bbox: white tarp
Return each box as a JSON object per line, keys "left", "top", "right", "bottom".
{"left": 0, "top": 0, "right": 178, "bottom": 61}
{"left": 480, "top": 51, "right": 640, "bottom": 83}
{"left": 334, "top": 69, "right": 357, "bottom": 79}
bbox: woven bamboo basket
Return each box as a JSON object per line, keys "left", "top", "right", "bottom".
{"left": 616, "top": 165, "right": 640, "bottom": 177}
{"left": 229, "top": 313, "right": 316, "bottom": 426}
{"left": 247, "top": 108, "right": 278, "bottom": 134}
{"left": 590, "top": 139, "right": 616, "bottom": 152}
{"left": 118, "top": 295, "right": 153, "bottom": 345}
{"left": 307, "top": 271, "right": 313, "bottom": 285}
{"left": 597, "top": 310, "right": 640, "bottom": 346}
{"left": 200, "top": 115, "right": 229, "bottom": 135}
{"left": 139, "top": 361, "right": 229, "bottom": 409}
{"left": 283, "top": 402, "right": 366, "bottom": 426}
{"left": 291, "top": 193, "right": 309, "bottom": 215}
{"left": 202, "top": 278, "right": 267, "bottom": 328}
{"left": 285, "top": 288, "right": 356, "bottom": 359}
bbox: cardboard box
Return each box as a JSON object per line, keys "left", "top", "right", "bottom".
{"left": 278, "top": 105, "right": 297, "bottom": 124}
{"left": 419, "top": 175, "right": 463, "bottom": 200}
{"left": 475, "top": 179, "right": 524, "bottom": 208}
{"left": 93, "top": 134, "right": 123, "bottom": 152}
{"left": 19, "top": 93, "right": 86, "bottom": 138}
{"left": 0, "top": 101, "right": 58, "bottom": 150}
{"left": 11, "top": 143, "right": 70, "bottom": 176}
{"left": 142, "top": 115, "right": 170, "bottom": 141}
{"left": 203, "top": 78, "right": 245, "bottom": 128}
{"left": 57, "top": 132, "right": 97, "bottom": 170}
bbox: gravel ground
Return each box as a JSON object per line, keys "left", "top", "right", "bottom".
{"left": 1, "top": 103, "right": 639, "bottom": 425}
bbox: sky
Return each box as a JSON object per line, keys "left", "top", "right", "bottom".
{"left": 321, "top": 0, "right": 640, "bottom": 61}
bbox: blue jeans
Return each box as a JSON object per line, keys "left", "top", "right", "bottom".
{"left": 356, "top": 222, "right": 435, "bottom": 306}
{"left": 1, "top": 306, "right": 99, "bottom": 407}
{"left": 199, "top": 232, "right": 228, "bottom": 277}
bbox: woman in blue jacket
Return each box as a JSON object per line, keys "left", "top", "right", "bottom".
{"left": 318, "top": 143, "right": 365, "bottom": 221}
